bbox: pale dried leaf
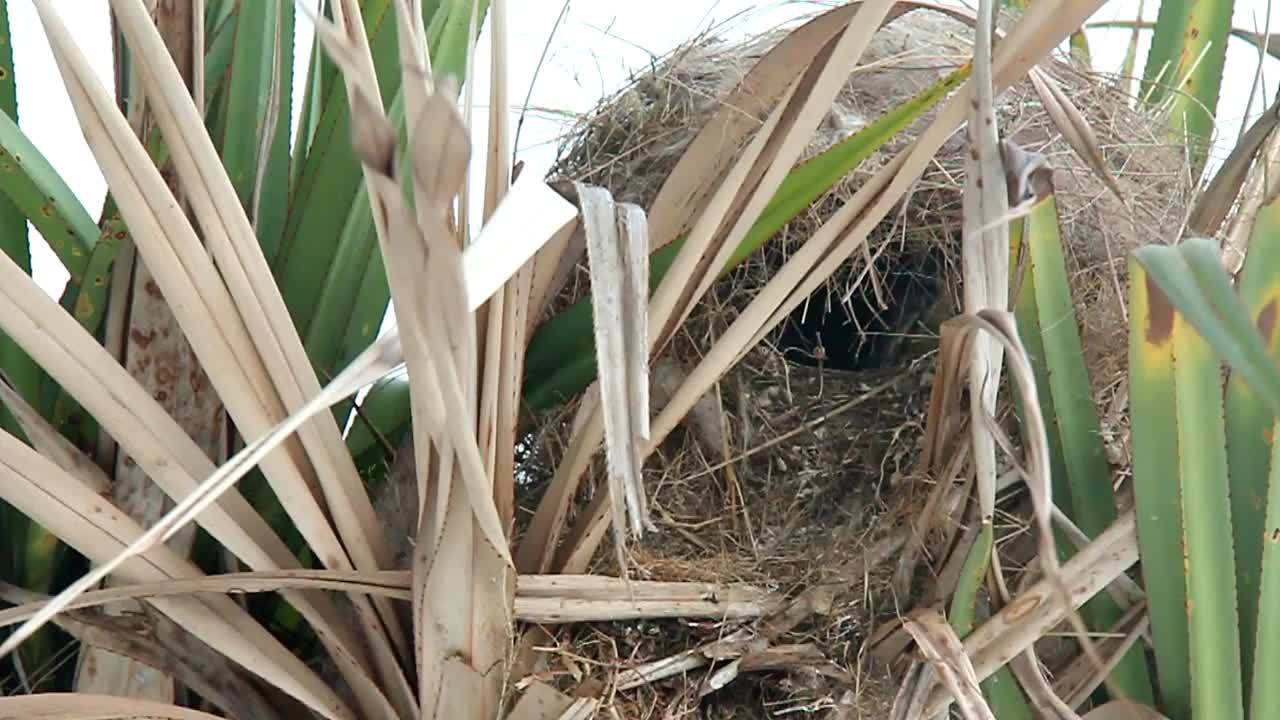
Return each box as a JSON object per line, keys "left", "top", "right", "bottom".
{"left": 548, "top": 0, "right": 907, "bottom": 572}
{"left": 643, "top": 0, "right": 958, "bottom": 250}
{"left": 508, "top": 680, "right": 576, "bottom": 720}
{"left": 578, "top": 183, "right": 651, "bottom": 565}
{"left": 1055, "top": 604, "right": 1148, "bottom": 708}
{"left": 464, "top": 174, "right": 577, "bottom": 311}
{"left": 1008, "top": 649, "right": 1080, "bottom": 719}
{"left": 962, "top": 0, "right": 1009, "bottom": 523}
{"left": 1223, "top": 122, "right": 1280, "bottom": 271}
{"left": 557, "top": 699, "right": 601, "bottom": 720}
{"left": 615, "top": 628, "right": 754, "bottom": 690}
{"left": 39, "top": 4, "right": 411, "bottom": 708}
{"left": 0, "top": 431, "right": 356, "bottom": 719}
{"left": 514, "top": 573, "right": 773, "bottom": 620}
{"left": 640, "top": 0, "right": 1113, "bottom": 580}
{"left": 1191, "top": 93, "right": 1280, "bottom": 237}
{"left": 0, "top": 331, "right": 405, "bottom": 667}
{"left": 0, "top": 693, "right": 229, "bottom": 720}
{"left": 890, "top": 660, "right": 939, "bottom": 720}
{"left": 901, "top": 609, "right": 995, "bottom": 720}
{"left": 110, "top": 0, "right": 401, "bottom": 602}
{"left": 526, "top": 216, "right": 583, "bottom": 334}
{"left": 482, "top": 0, "right": 510, "bottom": 222}
{"left": 0, "top": 373, "right": 109, "bottom": 494}
{"left": 405, "top": 91, "right": 514, "bottom": 563}
{"left": 0, "top": 584, "right": 277, "bottom": 720}
{"left": 1028, "top": 68, "right": 1124, "bottom": 204}
{"left": 999, "top": 139, "right": 1053, "bottom": 213}
{"left": 650, "top": 0, "right": 901, "bottom": 357}
{"left": 0, "top": 228, "right": 392, "bottom": 718}
{"left": 1051, "top": 507, "right": 1144, "bottom": 608}
{"left": 922, "top": 511, "right": 1139, "bottom": 714}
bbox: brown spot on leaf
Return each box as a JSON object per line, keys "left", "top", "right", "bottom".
{"left": 1007, "top": 593, "right": 1042, "bottom": 620}
{"left": 155, "top": 365, "right": 176, "bottom": 385}
{"left": 1258, "top": 299, "right": 1277, "bottom": 344}
{"left": 1144, "top": 273, "right": 1175, "bottom": 343}
{"left": 129, "top": 328, "right": 156, "bottom": 349}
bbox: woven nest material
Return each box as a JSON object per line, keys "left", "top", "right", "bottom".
{"left": 519, "top": 8, "right": 1194, "bottom": 716}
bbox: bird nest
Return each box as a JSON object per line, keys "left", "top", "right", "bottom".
{"left": 517, "top": 7, "right": 1193, "bottom": 716}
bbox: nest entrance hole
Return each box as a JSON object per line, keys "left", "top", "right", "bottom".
{"left": 772, "top": 238, "right": 950, "bottom": 371}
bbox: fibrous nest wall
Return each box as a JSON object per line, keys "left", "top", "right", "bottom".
{"left": 519, "top": 8, "right": 1193, "bottom": 716}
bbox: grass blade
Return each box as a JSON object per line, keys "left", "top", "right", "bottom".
{"left": 0, "top": 0, "right": 62, "bottom": 681}
{"left": 1165, "top": 0, "right": 1236, "bottom": 170}
{"left": 277, "top": 0, "right": 486, "bottom": 347}
{"left": 0, "top": 111, "right": 98, "bottom": 284}
{"left": 1250, "top": 412, "right": 1280, "bottom": 718}
{"left": 1225, "top": 196, "right": 1280, "bottom": 702}
{"left": 1172, "top": 305, "right": 1244, "bottom": 720}
{"left": 1140, "top": 0, "right": 1191, "bottom": 104}
{"left": 1011, "top": 193, "right": 1154, "bottom": 703}
{"left": 1128, "top": 259, "right": 1192, "bottom": 720}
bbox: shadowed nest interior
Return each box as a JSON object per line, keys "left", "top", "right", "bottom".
{"left": 513, "top": 8, "right": 1193, "bottom": 716}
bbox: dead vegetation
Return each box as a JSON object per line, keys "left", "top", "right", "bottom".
{"left": 513, "top": 8, "right": 1193, "bottom": 716}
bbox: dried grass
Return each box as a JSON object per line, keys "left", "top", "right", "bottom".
{"left": 516, "top": 8, "right": 1193, "bottom": 716}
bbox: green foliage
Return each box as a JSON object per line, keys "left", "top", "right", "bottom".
{"left": 1129, "top": 236, "right": 1280, "bottom": 719}
{"left": 1128, "top": 261, "right": 1192, "bottom": 720}
{"left": 1010, "top": 193, "right": 1153, "bottom": 705}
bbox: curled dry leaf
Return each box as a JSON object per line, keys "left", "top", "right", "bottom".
{"left": 898, "top": 609, "right": 995, "bottom": 720}
{"left": 999, "top": 139, "right": 1053, "bottom": 213}
{"left": 1028, "top": 68, "right": 1124, "bottom": 204}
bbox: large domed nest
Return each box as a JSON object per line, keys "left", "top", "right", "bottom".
{"left": 518, "top": 7, "right": 1192, "bottom": 716}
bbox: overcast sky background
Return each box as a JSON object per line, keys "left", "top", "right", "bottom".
{"left": 7, "top": 0, "right": 1280, "bottom": 299}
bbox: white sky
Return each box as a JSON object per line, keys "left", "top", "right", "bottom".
{"left": 9, "top": 0, "right": 1280, "bottom": 299}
